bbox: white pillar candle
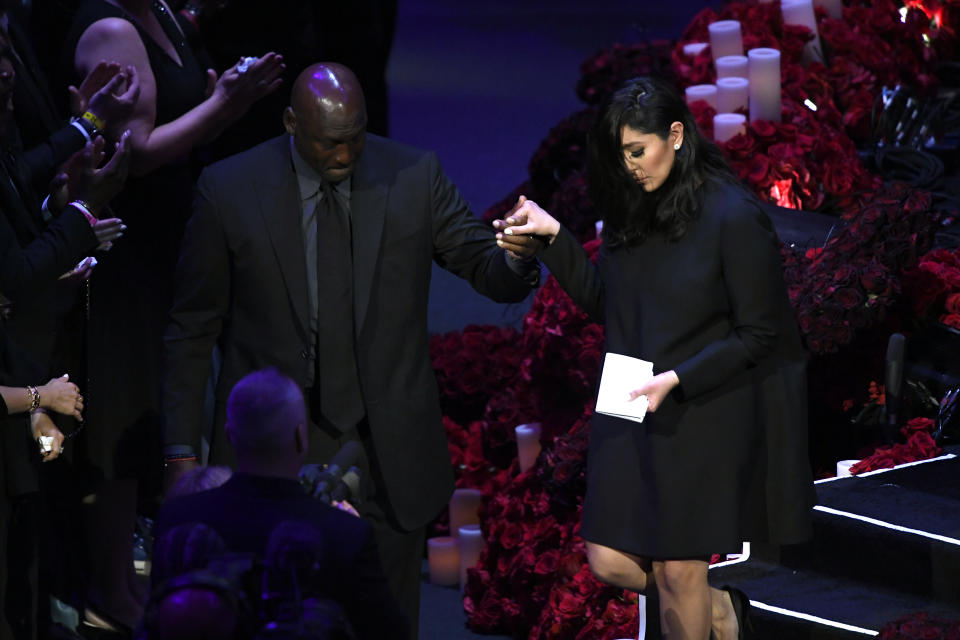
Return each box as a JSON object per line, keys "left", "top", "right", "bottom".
{"left": 814, "top": 0, "right": 843, "bottom": 19}
{"left": 715, "top": 55, "right": 748, "bottom": 80}
{"left": 427, "top": 536, "right": 460, "bottom": 586}
{"left": 781, "top": 0, "right": 824, "bottom": 62}
{"left": 716, "top": 77, "right": 750, "bottom": 114}
{"left": 748, "top": 48, "right": 781, "bottom": 123}
{"left": 448, "top": 488, "right": 483, "bottom": 538}
{"left": 515, "top": 423, "right": 542, "bottom": 472}
{"left": 836, "top": 459, "right": 859, "bottom": 477}
{"left": 682, "top": 42, "right": 709, "bottom": 57}
{"left": 458, "top": 524, "right": 484, "bottom": 589}
{"left": 713, "top": 113, "right": 747, "bottom": 142}
{"left": 708, "top": 20, "right": 743, "bottom": 60}
{"left": 684, "top": 84, "right": 717, "bottom": 110}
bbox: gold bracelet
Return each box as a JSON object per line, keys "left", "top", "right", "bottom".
{"left": 27, "top": 386, "right": 40, "bottom": 411}
{"left": 82, "top": 110, "right": 105, "bottom": 133}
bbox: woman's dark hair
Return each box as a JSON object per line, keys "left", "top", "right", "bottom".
{"left": 587, "top": 76, "right": 735, "bottom": 248}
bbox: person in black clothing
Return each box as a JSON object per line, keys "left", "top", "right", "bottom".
{"left": 154, "top": 368, "right": 408, "bottom": 640}
{"left": 496, "top": 76, "right": 814, "bottom": 640}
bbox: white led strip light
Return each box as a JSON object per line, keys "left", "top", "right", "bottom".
{"left": 813, "top": 505, "right": 960, "bottom": 546}
{"left": 749, "top": 600, "right": 879, "bottom": 636}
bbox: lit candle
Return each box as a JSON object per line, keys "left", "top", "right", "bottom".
{"left": 713, "top": 113, "right": 747, "bottom": 142}
{"left": 716, "top": 77, "right": 750, "bottom": 114}
{"left": 458, "top": 524, "right": 484, "bottom": 589}
{"left": 814, "top": 0, "right": 843, "bottom": 19}
{"left": 708, "top": 20, "right": 743, "bottom": 60}
{"left": 515, "top": 423, "right": 542, "bottom": 472}
{"left": 781, "top": 0, "right": 824, "bottom": 62}
{"left": 682, "top": 42, "right": 709, "bottom": 57}
{"left": 747, "top": 48, "right": 781, "bottom": 123}
{"left": 449, "top": 488, "right": 483, "bottom": 538}
{"left": 715, "top": 55, "right": 748, "bottom": 80}
{"left": 427, "top": 536, "right": 460, "bottom": 586}
{"left": 684, "top": 84, "right": 717, "bottom": 110}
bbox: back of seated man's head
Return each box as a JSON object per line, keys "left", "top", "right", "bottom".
{"left": 225, "top": 368, "right": 307, "bottom": 468}
{"left": 150, "top": 578, "right": 245, "bottom": 640}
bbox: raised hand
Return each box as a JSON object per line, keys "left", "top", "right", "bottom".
{"left": 70, "top": 64, "right": 141, "bottom": 138}
{"left": 492, "top": 196, "right": 561, "bottom": 259}
{"left": 68, "top": 60, "right": 121, "bottom": 116}
{"left": 211, "top": 52, "right": 285, "bottom": 114}
{"left": 67, "top": 131, "right": 132, "bottom": 215}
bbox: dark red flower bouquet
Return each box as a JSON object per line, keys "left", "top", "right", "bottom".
{"left": 902, "top": 247, "right": 960, "bottom": 329}
{"left": 849, "top": 416, "right": 943, "bottom": 473}
{"left": 879, "top": 611, "right": 960, "bottom": 639}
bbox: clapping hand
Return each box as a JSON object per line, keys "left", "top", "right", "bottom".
{"left": 493, "top": 196, "right": 561, "bottom": 259}
{"left": 69, "top": 62, "right": 141, "bottom": 137}
{"left": 61, "top": 131, "right": 132, "bottom": 217}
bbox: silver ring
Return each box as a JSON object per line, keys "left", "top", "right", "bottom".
{"left": 237, "top": 56, "right": 258, "bottom": 74}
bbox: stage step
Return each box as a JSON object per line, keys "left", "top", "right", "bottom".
{"left": 707, "top": 450, "right": 960, "bottom": 638}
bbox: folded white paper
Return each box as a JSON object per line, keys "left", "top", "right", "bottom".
{"left": 596, "top": 352, "right": 654, "bottom": 423}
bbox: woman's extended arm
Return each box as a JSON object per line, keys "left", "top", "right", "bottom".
{"left": 0, "top": 374, "right": 83, "bottom": 418}
{"left": 73, "top": 16, "right": 283, "bottom": 175}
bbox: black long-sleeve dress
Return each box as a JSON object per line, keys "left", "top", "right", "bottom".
{"left": 540, "top": 177, "right": 814, "bottom": 558}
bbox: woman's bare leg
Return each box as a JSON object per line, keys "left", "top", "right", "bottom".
{"left": 652, "top": 558, "right": 711, "bottom": 640}
{"left": 585, "top": 541, "right": 654, "bottom": 593}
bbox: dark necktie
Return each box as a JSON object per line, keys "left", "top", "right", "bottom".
{"left": 315, "top": 182, "right": 364, "bottom": 432}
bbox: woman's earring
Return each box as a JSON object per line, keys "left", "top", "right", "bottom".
{"left": 674, "top": 143, "right": 681, "bottom": 151}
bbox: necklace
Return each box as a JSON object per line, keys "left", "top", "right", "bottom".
{"left": 150, "top": 0, "right": 185, "bottom": 50}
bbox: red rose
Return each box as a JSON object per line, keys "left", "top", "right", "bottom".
{"left": 500, "top": 522, "right": 524, "bottom": 549}
{"left": 534, "top": 549, "right": 560, "bottom": 575}
{"left": 941, "top": 313, "right": 960, "bottom": 330}
{"left": 723, "top": 131, "right": 757, "bottom": 159}
{"left": 945, "top": 293, "right": 960, "bottom": 315}
{"left": 833, "top": 287, "right": 864, "bottom": 310}
{"left": 750, "top": 120, "right": 778, "bottom": 143}
{"left": 832, "top": 264, "right": 858, "bottom": 284}
{"left": 860, "top": 261, "right": 888, "bottom": 293}
{"left": 901, "top": 417, "right": 934, "bottom": 438}
{"left": 746, "top": 154, "right": 773, "bottom": 186}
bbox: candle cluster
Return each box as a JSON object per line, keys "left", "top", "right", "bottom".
{"left": 683, "top": 11, "right": 825, "bottom": 142}
{"left": 427, "top": 487, "right": 488, "bottom": 588}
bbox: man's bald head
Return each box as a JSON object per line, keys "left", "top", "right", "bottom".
{"left": 224, "top": 368, "right": 307, "bottom": 468}
{"left": 284, "top": 63, "right": 367, "bottom": 183}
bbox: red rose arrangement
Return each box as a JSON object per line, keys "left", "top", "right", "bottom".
{"left": 849, "top": 416, "right": 943, "bottom": 474}
{"left": 879, "top": 611, "right": 960, "bottom": 639}
{"left": 902, "top": 247, "right": 960, "bottom": 329}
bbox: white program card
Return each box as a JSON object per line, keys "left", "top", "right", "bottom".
{"left": 595, "top": 352, "right": 654, "bottom": 423}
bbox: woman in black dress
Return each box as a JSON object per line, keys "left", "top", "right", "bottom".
{"left": 62, "top": 1, "right": 283, "bottom": 628}
{"left": 496, "top": 77, "right": 814, "bottom": 639}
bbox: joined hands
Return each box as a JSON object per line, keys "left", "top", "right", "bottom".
{"left": 492, "top": 196, "right": 561, "bottom": 260}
